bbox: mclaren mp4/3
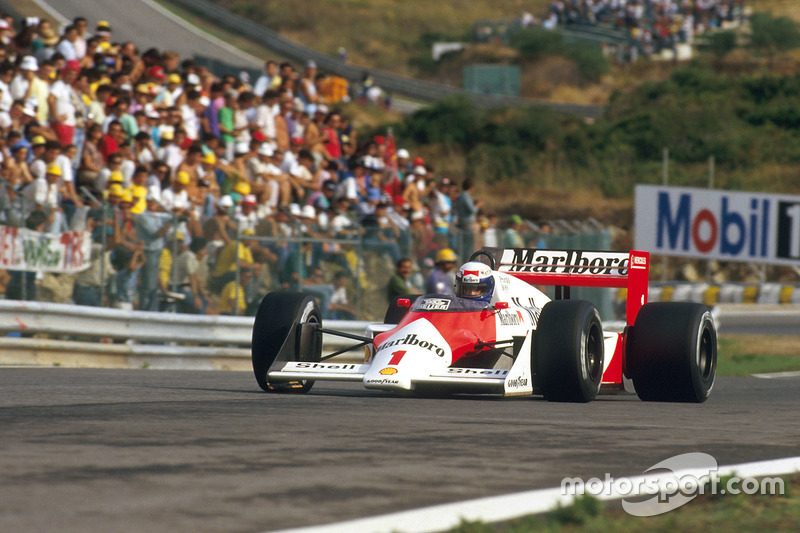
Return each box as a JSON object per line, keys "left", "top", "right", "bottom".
{"left": 251, "top": 248, "right": 717, "bottom": 402}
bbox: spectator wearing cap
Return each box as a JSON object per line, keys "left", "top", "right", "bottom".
{"left": 236, "top": 194, "right": 259, "bottom": 233}
{"left": 94, "top": 21, "right": 112, "bottom": 52}
{"left": 247, "top": 142, "right": 289, "bottom": 210}
{"left": 160, "top": 169, "right": 191, "bottom": 214}
{"left": 426, "top": 247, "right": 456, "bottom": 295}
{"left": 48, "top": 59, "right": 81, "bottom": 147}
{"left": 210, "top": 226, "right": 259, "bottom": 294}
{"left": 218, "top": 265, "right": 254, "bottom": 316}
{"left": 402, "top": 166, "right": 424, "bottom": 215}
{"left": 502, "top": 214, "right": 526, "bottom": 248}
{"left": 95, "top": 152, "right": 124, "bottom": 192}
{"left": 9, "top": 55, "right": 38, "bottom": 102}
{"left": 126, "top": 165, "right": 151, "bottom": 215}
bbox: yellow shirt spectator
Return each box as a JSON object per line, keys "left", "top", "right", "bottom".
{"left": 212, "top": 241, "right": 254, "bottom": 277}
{"left": 127, "top": 184, "right": 148, "bottom": 215}
{"left": 218, "top": 280, "right": 246, "bottom": 315}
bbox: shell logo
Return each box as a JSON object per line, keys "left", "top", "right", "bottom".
{"left": 379, "top": 367, "right": 398, "bottom": 375}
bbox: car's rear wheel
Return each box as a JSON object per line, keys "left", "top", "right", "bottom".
{"left": 626, "top": 302, "right": 716, "bottom": 403}
{"left": 252, "top": 292, "right": 321, "bottom": 393}
{"left": 534, "top": 300, "right": 604, "bottom": 402}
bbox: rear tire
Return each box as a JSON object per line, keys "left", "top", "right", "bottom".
{"left": 252, "top": 292, "right": 321, "bottom": 393}
{"left": 534, "top": 300, "right": 604, "bottom": 402}
{"left": 627, "top": 302, "right": 716, "bottom": 403}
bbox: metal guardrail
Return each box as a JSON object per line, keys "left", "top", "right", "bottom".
{"left": 0, "top": 299, "right": 797, "bottom": 369}
{"left": 164, "top": 0, "right": 605, "bottom": 118}
{"left": 0, "top": 300, "right": 370, "bottom": 368}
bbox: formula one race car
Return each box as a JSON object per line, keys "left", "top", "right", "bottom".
{"left": 251, "top": 248, "right": 717, "bottom": 402}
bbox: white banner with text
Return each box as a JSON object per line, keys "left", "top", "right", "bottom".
{"left": 0, "top": 225, "right": 91, "bottom": 273}
{"left": 635, "top": 185, "right": 800, "bottom": 266}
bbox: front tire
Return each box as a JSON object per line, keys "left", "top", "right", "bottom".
{"left": 627, "top": 302, "right": 716, "bottom": 403}
{"left": 252, "top": 292, "right": 321, "bottom": 393}
{"left": 534, "top": 300, "right": 604, "bottom": 403}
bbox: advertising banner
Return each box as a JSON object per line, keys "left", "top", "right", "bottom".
{"left": 634, "top": 185, "right": 800, "bottom": 266}
{"left": 0, "top": 225, "right": 91, "bottom": 273}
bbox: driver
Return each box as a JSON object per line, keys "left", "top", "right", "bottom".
{"left": 454, "top": 261, "right": 495, "bottom": 303}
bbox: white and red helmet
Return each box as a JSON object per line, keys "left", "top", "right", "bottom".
{"left": 455, "top": 261, "right": 494, "bottom": 303}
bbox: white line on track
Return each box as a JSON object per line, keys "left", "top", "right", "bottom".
{"left": 271, "top": 456, "right": 800, "bottom": 533}
{"left": 752, "top": 370, "right": 800, "bottom": 379}
{"left": 138, "top": 0, "right": 263, "bottom": 66}
{"left": 30, "top": 0, "right": 69, "bottom": 26}
{"left": 32, "top": 0, "right": 262, "bottom": 67}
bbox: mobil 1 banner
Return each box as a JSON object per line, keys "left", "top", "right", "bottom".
{"left": 634, "top": 185, "right": 800, "bottom": 266}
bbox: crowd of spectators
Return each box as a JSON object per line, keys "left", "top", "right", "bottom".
{"left": 0, "top": 14, "right": 538, "bottom": 318}
{"left": 517, "top": 1, "right": 750, "bottom": 60}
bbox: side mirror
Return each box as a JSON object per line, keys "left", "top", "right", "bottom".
{"left": 494, "top": 301, "right": 509, "bottom": 310}
{"left": 397, "top": 298, "right": 411, "bottom": 308}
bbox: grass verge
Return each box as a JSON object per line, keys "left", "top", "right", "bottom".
{"left": 446, "top": 474, "right": 799, "bottom": 532}
{"left": 718, "top": 335, "right": 800, "bottom": 376}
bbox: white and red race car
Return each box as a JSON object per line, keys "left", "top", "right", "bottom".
{"left": 251, "top": 248, "right": 717, "bottom": 402}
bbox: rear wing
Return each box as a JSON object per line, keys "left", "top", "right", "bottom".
{"left": 485, "top": 248, "right": 649, "bottom": 325}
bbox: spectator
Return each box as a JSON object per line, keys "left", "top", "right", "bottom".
{"left": 425, "top": 248, "right": 456, "bottom": 295}
{"left": 387, "top": 257, "right": 418, "bottom": 303}
{"left": 502, "top": 214, "right": 526, "bottom": 248}
{"left": 134, "top": 192, "right": 173, "bottom": 310}
{"left": 218, "top": 266, "right": 253, "bottom": 316}
{"left": 454, "top": 178, "right": 479, "bottom": 260}
{"left": 173, "top": 235, "right": 209, "bottom": 314}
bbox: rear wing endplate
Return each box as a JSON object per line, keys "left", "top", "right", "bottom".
{"left": 485, "top": 248, "right": 649, "bottom": 325}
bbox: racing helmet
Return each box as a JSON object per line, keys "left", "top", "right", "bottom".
{"left": 454, "top": 261, "right": 495, "bottom": 303}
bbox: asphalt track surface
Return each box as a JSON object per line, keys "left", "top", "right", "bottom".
{"left": 1, "top": 368, "right": 799, "bottom": 533}
{"left": 34, "top": 0, "right": 262, "bottom": 69}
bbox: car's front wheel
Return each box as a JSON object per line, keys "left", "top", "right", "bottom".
{"left": 252, "top": 292, "right": 321, "bottom": 393}
{"left": 534, "top": 300, "right": 604, "bottom": 402}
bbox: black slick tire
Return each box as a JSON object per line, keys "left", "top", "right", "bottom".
{"left": 534, "top": 300, "right": 604, "bottom": 403}
{"left": 627, "top": 302, "right": 716, "bottom": 403}
{"left": 252, "top": 292, "right": 321, "bottom": 393}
